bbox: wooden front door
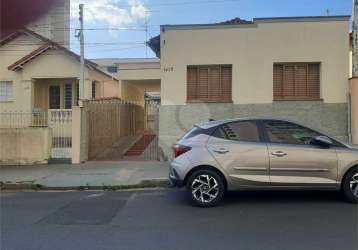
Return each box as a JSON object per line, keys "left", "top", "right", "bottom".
{"left": 49, "top": 86, "right": 61, "bottom": 109}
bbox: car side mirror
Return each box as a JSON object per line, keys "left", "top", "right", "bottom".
{"left": 311, "top": 136, "right": 333, "bottom": 148}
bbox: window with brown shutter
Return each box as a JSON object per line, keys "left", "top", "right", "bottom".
{"left": 273, "top": 63, "right": 320, "bottom": 101}
{"left": 187, "top": 65, "right": 232, "bottom": 103}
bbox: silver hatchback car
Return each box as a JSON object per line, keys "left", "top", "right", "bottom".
{"left": 169, "top": 118, "right": 358, "bottom": 207}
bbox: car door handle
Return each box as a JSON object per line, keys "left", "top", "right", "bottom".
{"left": 212, "top": 148, "right": 229, "bottom": 154}
{"left": 271, "top": 151, "right": 287, "bottom": 157}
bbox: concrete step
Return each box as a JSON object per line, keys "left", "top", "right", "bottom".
{"left": 124, "top": 134, "right": 156, "bottom": 156}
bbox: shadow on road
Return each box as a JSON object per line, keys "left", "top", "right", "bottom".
{"left": 170, "top": 188, "right": 351, "bottom": 207}
{"left": 223, "top": 190, "right": 345, "bottom": 204}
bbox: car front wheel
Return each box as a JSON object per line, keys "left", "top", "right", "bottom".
{"left": 342, "top": 166, "right": 358, "bottom": 203}
{"left": 187, "top": 169, "right": 225, "bottom": 207}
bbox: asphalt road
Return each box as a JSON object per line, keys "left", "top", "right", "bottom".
{"left": 1, "top": 189, "right": 357, "bottom": 250}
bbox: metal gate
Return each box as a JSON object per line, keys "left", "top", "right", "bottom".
{"left": 145, "top": 100, "right": 159, "bottom": 134}
{"left": 141, "top": 100, "right": 159, "bottom": 160}
{"left": 48, "top": 109, "right": 72, "bottom": 159}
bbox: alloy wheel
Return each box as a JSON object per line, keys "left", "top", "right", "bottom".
{"left": 350, "top": 173, "right": 358, "bottom": 198}
{"left": 191, "top": 174, "right": 219, "bottom": 203}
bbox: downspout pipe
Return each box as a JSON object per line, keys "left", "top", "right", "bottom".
{"left": 348, "top": 92, "right": 352, "bottom": 143}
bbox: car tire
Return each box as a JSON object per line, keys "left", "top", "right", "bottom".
{"left": 342, "top": 166, "right": 358, "bottom": 204}
{"left": 186, "top": 169, "right": 225, "bottom": 207}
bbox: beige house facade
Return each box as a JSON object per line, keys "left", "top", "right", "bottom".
{"left": 0, "top": 28, "right": 121, "bottom": 164}
{"left": 0, "top": 29, "right": 119, "bottom": 114}
{"left": 156, "top": 16, "right": 350, "bottom": 159}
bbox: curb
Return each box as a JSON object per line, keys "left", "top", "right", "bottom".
{"left": 0, "top": 179, "right": 170, "bottom": 191}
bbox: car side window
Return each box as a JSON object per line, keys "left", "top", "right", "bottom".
{"left": 213, "top": 121, "right": 260, "bottom": 142}
{"left": 263, "top": 120, "right": 321, "bottom": 145}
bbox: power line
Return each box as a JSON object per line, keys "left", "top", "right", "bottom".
{"left": 48, "top": 0, "right": 239, "bottom": 12}
{"left": 22, "top": 0, "right": 240, "bottom": 35}
{"left": 27, "top": 27, "right": 146, "bottom": 31}
{"left": 140, "top": 0, "right": 240, "bottom": 7}
{"left": 4, "top": 41, "right": 146, "bottom": 46}
{"left": 1, "top": 45, "right": 146, "bottom": 51}
{"left": 0, "top": 45, "right": 146, "bottom": 56}
{"left": 49, "top": 9, "right": 157, "bottom": 14}
{"left": 84, "top": 45, "right": 146, "bottom": 53}
{"left": 27, "top": 17, "right": 72, "bottom": 25}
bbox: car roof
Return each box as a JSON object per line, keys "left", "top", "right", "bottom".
{"left": 196, "top": 117, "right": 302, "bottom": 129}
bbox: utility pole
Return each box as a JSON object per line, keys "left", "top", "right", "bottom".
{"left": 79, "top": 4, "right": 85, "bottom": 103}
{"left": 352, "top": 0, "right": 358, "bottom": 77}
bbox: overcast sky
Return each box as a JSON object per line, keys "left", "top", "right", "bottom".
{"left": 70, "top": 0, "right": 352, "bottom": 59}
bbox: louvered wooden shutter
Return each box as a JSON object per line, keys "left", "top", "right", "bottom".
{"left": 307, "top": 64, "right": 320, "bottom": 99}
{"left": 273, "top": 63, "right": 320, "bottom": 100}
{"left": 283, "top": 65, "right": 295, "bottom": 97}
{"left": 198, "top": 67, "right": 209, "bottom": 100}
{"left": 187, "top": 67, "right": 197, "bottom": 101}
{"left": 187, "top": 65, "right": 232, "bottom": 102}
{"left": 221, "top": 66, "right": 232, "bottom": 101}
{"left": 208, "top": 66, "right": 221, "bottom": 100}
{"left": 273, "top": 64, "right": 283, "bottom": 99}
{"left": 294, "top": 64, "right": 307, "bottom": 97}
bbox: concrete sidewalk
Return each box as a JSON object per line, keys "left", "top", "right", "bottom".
{"left": 0, "top": 161, "right": 169, "bottom": 190}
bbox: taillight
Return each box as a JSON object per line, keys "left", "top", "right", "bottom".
{"left": 173, "top": 144, "right": 191, "bottom": 158}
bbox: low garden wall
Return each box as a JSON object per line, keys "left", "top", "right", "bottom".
{"left": 0, "top": 127, "right": 51, "bottom": 165}
{"left": 159, "top": 101, "right": 348, "bottom": 160}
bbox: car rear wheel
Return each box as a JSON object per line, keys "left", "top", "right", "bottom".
{"left": 186, "top": 169, "right": 225, "bottom": 207}
{"left": 342, "top": 166, "right": 358, "bottom": 203}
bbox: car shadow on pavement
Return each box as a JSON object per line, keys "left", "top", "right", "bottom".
{"left": 222, "top": 190, "right": 345, "bottom": 205}
{"left": 167, "top": 188, "right": 357, "bottom": 208}
{"left": 172, "top": 189, "right": 350, "bottom": 207}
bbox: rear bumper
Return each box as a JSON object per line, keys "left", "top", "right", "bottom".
{"left": 169, "top": 163, "right": 185, "bottom": 187}
{"left": 169, "top": 174, "right": 184, "bottom": 187}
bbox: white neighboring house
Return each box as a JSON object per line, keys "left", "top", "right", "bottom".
{"left": 26, "top": 0, "right": 71, "bottom": 48}
{"left": 92, "top": 58, "right": 161, "bottom": 106}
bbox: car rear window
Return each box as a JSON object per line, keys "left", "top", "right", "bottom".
{"left": 212, "top": 121, "right": 260, "bottom": 142}
{"left": 182, "top": 126, "right": 205, "bottom": 140}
